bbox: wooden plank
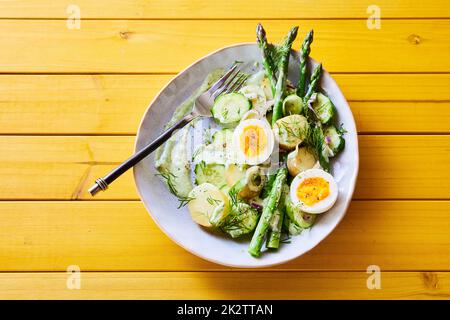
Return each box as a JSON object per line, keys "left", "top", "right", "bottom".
{"left": 0, "top": 75, "right": 171, "bottom": 135}
{"left": 0, "top": 201, "right": 449, "bottom": 272}
{"left": 352, "top": 102, "right": 450, "bottom": 133}
{"left": 0, "top": 271, "right": 448, "bottom": 299}
{"left": 2, "top": 100, "right": 448, "bottom": 134}
{"left": 1, "top": 74, "right": 449, "bottom": 134}
{"left": 0, "top": 1, "right": 449, "bottom": 19}
{"left": 333, "top": 74, "right": 450, "bottom": 102}
{"left": 1, "top": 135, "right": 449, "bottom": 200}
{"left": 0, "top": 19, "right": 449, "bottom": 73}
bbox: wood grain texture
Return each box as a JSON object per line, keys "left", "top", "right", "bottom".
{"left": 0, "top": 271, "right": 448, "bottom": 299}
{"left": 1, "top": 74, "right": 449, "bottom": 134}
{"left": 0, "top": 19, "right": 449, "bottom": 73}
{"left": 0, "top": 0, "right": 449, "bottom": 19}
{"left": 1, "top": 135, "right": 449, "bottom": 200}
{"left": 2, "top": 0, "right": 449, "bottom": 300}
{"left": 0, "top": 201, "right": 449, "bottom": 272}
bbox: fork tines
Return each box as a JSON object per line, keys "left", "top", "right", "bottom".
{"left": 209, "top": 65, "right": 249, "bottom": 99}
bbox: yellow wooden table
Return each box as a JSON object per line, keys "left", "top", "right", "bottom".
{"left": 1, "top": 0, "right": 450, "bottom": 299}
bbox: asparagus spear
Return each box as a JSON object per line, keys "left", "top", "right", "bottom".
{"left": 256, "top": 23, "right": 277, "bottom": 93}
{"left": 303, "top": 63, "right": 322, "bottom": 105}
{"left": 248, "top": 168, "right": 287, "bottom": 257}
{"left": 266, "top": 207, "right": 284, "bottom": 249}
{"left": 296, "top": 30, "right": 314, "bottom": 98}
{"left": 271, "top": 26, "right": 299, "bottom": 126}
{"left": 266, "top": 184, "right": 289, "bottom": 249}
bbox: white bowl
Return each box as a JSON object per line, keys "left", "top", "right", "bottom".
{"left": 134, "top": 43, "right": 359, "bottom": 268}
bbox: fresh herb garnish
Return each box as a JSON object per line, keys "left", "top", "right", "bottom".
{"left": 177, "top": 196, "right": 195, "bottom": 209}
{"left": 206, "top": 196, "right": 222, "bottom": 206}
{"left": 155, "top": 170, "right": 178, "bottom": 196}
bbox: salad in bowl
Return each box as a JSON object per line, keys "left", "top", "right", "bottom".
{"left": 151, "top": 24, "right": 348, "bottom": 258}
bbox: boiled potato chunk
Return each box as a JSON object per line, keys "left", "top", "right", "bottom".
{"left": 272, "top": 114, "right": 309, "bottom": 150}
{"left": 287, "top": 146, "right": 317, "bottom": 176}
{"left": 187, "top": 183, "right": 229, "bottom": 227}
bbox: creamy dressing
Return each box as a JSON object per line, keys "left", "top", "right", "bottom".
{"left": 168, "top": 128, "right": 193, "bottom": 198}
{"left": 155, "top": 69, "right": 224, "bottom": 197}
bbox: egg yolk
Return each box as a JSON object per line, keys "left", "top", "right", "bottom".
{"left": 296, "top": 177, "right": 330, "bottom": 206}
{"left": 239, "top": 125, "right": 267, "bottom": 158}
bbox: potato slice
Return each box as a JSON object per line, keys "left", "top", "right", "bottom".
{"left": 272, "top": 114, "right": 309, "bottom": 150}
{"left": 187, "top": 183, "right": 229, "bottom": 227}
{"left": 287, "top": 146, "right": 317, "bottom": 176}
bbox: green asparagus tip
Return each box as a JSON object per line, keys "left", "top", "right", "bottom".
{"left": 256, "top": 23, "right": 266, "bottom": 41}
{"left": 303, "top": 30, "right": 313, "bottom": 49}
{"left": 289, "top": 26, "right": 299, "bottom": 41}
{"left": 313, "top": 63, "right": 322, "bottom": 75}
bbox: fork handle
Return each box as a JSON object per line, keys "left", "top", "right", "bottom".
{"left": 88, "top": 113, "right": 197, "bottom": 196}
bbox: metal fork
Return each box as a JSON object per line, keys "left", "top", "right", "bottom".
{"left": 88, "top": 65, "right": 248, "bottom": 196}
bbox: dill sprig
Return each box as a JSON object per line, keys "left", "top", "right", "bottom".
{"left": 228, "top": 187, "right": 239, "bottom": 209}
{"left": 278, "top": 118, "right": 309, "bottom": 142}
{"left": 155, "top": 170, "right": 178, "bottom": 196}
{"left": 156, "top": 170, "right": 197, "bottom": 208}
{"left": 203, "top": 127, "right": 213, "bottom": 145}
{"left": 305, "top": 125, "right": 325, "bottom": 155}
{"left": 337, "top": 123, "right": 347, "bottom": 135}
{"left": 177, "top": 196, "right": 195, "bottom": 209}
{"left": 192, "top": 146, "right": 203, "bottom": 162}
{"left": 268, "top": 43, "right": 286, "bottom": 70}
{"left": 206, "top": 196, "right": 222, "bottom": 206}
{"left": 220, "top": 202, "right": 255, "bottom": 232}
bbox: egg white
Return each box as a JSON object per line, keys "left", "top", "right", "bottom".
{"left": 290, "top": 168, "right": 338, "bottom": 214}
{"left": 232, "top": 118, "right": 274, "bottom": 165}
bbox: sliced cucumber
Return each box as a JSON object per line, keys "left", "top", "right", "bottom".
{"left": 209, "top": 202, "right": 230, "bottom": 227}
{"left": 283, "top": 212, "right": 304, "bottom": 235}
{"left": 194, "top": 162, "right": 228, "bottom": 190}
{"left": 298, "top": 212, "right": 316, "bottom": 229}
{"left": 194, "top": 129, "right": 234, "bottom": 164}
{"left": 288, "top": 220, "right": 303, "bottom": 235}
{"left": 282, "top": 94, "right": 303, "bottom": 116}
{"left": 285, "top": 198, "right": 316, "bottom": 229}
{"left": 312, "top": 93, "right": 336, "bottom": 125}
{"left": 318, "top": 144, "right": 331, "bottom": 173}
{"left": 310, "top": 125, "right": 331, "bottom": 172}
{"left": 324, "top": 125, "right": 345, "bottom": 155}
{"left": 221, "top": 202, "right": 259, "bottom": 238}
{"left": 211, "top": 93, "right": 251, "bottom": 127}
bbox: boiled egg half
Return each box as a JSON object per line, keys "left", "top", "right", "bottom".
{"left": 232, "top": 118, "right": 274, "bottom": 165}
{"left": 290, "top": 168, "right": 338, "bottom": 214}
